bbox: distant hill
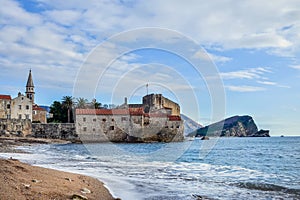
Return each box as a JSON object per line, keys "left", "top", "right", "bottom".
{"left": 181, "top": 114, "right": 203, "bottom": 136}
{"left": 187, "top": 115, "right": 270, "bottom": 137}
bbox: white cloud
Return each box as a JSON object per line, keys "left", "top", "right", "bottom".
{"left": 226, "top": 85, "right": 266, "bottom": 92}
{"left": 44, "top": 10, "right": 82, "bottom": 26}
{"left": 193, "top": 51, "right": 232, "bottom": 63}
{"left": 257, "top": 81, "right": 277, "bottom": 85}
{"left": 290, "top": 65, "right": 300, "bottom": 70}
{"left": 220, "top": 67, "right": 272, "bottom": 80}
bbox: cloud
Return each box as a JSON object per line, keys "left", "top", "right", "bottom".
{"left": 289, "top": 65, "right": 300, "bottom": 70}
{"left": 257, "top": 81, "right": 277, "bottom": 85}
{"left": 193, "top": 51, "right": 232, "bottom": 63}
{"left": 226, "top": 85, "right": 266, "bottom": 92}
{"left": 220, "top": 67, "right": 272, "bottom": 80}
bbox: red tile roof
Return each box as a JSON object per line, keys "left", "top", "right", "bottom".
{"left": 76, "top": 109, "right": 130, "bottom": 115}
{"left": 76, "top": 109, "right": 182, "bottom": 121}
{"left": 33, "top": 105, "right": 46, "bottom": 111}
{"left": 168, "top": 115, "right": 182, "bottom": 121}
{"left": 0, "top": 95, "right": 11, "bottom": 100}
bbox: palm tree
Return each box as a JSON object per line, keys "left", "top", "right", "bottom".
{"left": 62, "top": 96, "right": 74, "bottom": 123}
{"left": 91, "top": 98, "right": 101, "bottom": 109}
{"left": 76, "top": 97, "right": 88, "bottom": 109}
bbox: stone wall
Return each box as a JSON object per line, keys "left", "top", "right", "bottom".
{"left": 32, "top": 123, "right": 77, "bottom": 140}
{"left": 76, "top": 113, "right": 184, "bottom": 143}
{"left": 0, "top": 119, "right": 31, "bottom": 136}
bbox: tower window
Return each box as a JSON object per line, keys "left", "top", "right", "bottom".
{"left": 18, "top": 114, "right": 22, "bottom": 119}
{"left": 109, "top": 126, "right": 114, "bottom": 130}
{"left": 26, "top": 105, "right": 29, "bottom": 110}
{"left": 7, "top": 104, "right": 10, "bottom": 109}
{"left": 18, "top": 105, "right": 22, "bottom": 110}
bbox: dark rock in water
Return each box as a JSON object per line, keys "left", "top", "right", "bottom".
{"left": 252, "top": 129, "right": 270, "bottom": 137}
{"left": 188, "top": 115, "right": 270, "bottom": 137}
{"left": 201, "top": 136, "right": 209, "bottom": 140}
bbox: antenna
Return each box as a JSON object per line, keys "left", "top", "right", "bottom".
{"left": 146, "top": 83, "right": 149, "bottom": 95}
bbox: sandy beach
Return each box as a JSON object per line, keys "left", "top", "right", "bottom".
{"left": 0, "top": 137, "right": 118, "bottom": 200}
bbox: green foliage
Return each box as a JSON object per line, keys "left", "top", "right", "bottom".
{"left": 48, "top": 101, "right": 68, "bottom": 123}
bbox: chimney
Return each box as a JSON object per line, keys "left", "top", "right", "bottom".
{"left": 124, "top": 97, "right": 128, "bottom": 105}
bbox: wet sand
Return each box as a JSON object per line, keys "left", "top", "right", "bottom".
{"left": 0, "top": 137, "right": 118, "bottom": 200}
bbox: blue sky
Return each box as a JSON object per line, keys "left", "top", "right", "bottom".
{"left": 0, "top": 0, "right": 300, "bottom": 136}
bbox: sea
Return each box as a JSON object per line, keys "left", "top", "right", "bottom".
{"left": 1, "top": 137, "right": 300, "bottom": 200}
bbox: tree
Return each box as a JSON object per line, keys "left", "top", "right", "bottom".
{"left": 91, "top": 98, "right": 101, "bottom": 109}
{"left": 48, "top": 101, "right": 67, "bottom": 123}
{"left": 76, "top": 97, "right": 88, "bottom": 109}
{"left": 62, "top": 96, "right": 74, "bottom": 123}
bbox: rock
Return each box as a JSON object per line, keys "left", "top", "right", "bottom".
{"left": 251, "top": 129, "right": 270, "bottom": 137}
{"left": 64, "top": 177, "right": 73, "bottom": 182}
{"left": 200, "top": 136, "right": 209, "bottom": 140}
{"left": 71, "top": 194, "right": 88, "bottom": 200}
{"left": 190, "top": 115, "right": 270, "bottom": 137}
{"left": 22, "top": 183, "right": 31, "bottom": 189}
{"left": 81, "top": 188, "right": 91, "bottom": 194}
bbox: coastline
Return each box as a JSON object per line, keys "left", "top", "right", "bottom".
{"left": 0, "top": 137, "right": 119, "bottom": 200}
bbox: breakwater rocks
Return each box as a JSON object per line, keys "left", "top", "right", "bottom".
{"left": 189, "top": 115, "right": 270, "bottom": 137}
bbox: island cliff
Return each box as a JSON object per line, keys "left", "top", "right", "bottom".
{"left": 188, "top": 115, "right": 270, "bottom": 137}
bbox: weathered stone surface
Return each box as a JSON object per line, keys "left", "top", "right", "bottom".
{"left": 189, "top": 115, "right": 270, "bottom": 137}
{"left": 0, "top": 119, "right": 31, "bottom": 137}
{"left": 31, "top": 123, "right": 77, "bottom": 141}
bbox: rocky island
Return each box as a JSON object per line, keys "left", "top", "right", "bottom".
{"left": 188, "top": 115, "right": 270, "bottom": 137}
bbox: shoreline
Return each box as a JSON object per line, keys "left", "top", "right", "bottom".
{"left": 0, "top": 136, "right": 119, "bottom": 200}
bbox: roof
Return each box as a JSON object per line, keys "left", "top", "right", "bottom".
{"left": 76, "top": 109, "right": 182, "bottom": 121}
{"left": 33, "top": 105, "right": 46, "bottom": 111}
{"left": 76, "top": 109, "right": 130, "bottom": 115}
{"left": 0, "top": 95, "right": 11, "bottom": 100}
{"left": 168, "top": 115, "right": 182, "bottom": 121}
{"left": 26, "top": 69, "right": 34, "bottom": 87}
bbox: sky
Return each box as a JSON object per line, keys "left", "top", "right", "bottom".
{"left": 0, "top": 0, "right": 300, "bottom": 136}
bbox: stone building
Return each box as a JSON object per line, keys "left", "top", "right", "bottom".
{"left": 32, "top": 104, "right": 47, "bottom": 123}
{"left": 10, "top": 92, "right": 32, "bottom": 120}
{"left": 0, "top": 70, "right": 46, "bottom": 123}
{"left": 76, "top": 94, "right": 184, "bottom": 142}
{"left": 0, "top": 95, "right": 11, "bottom": 119}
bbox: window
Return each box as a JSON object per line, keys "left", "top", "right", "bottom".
{"left": 83, "top": 117, "right": 86, "bottom": 122}
{"left": 33, "top": 110, "right": 37, "bottom": 115}
{"left": 83, "top": 127, "right": 87, "bottom": 131}
{"left": 111, "top": 118, "right": 114, "bottom": 122}
{"left": 92, "top": 128, "right": 95, "bottom": 132}
{"left": 18, "top": 105, "right": 22, "bottom": 110}
{"left": 7, "top": 104, "right": 10, "bottom": 109}
{"left": 26, "top": 105, "right": 29, "bottom": 110}
{"left": 93, "top": 118, "right": 96, "bottom": 122}
{"left": 18, "top": 114, "right": 22, "bottom": 119}
{"left": 121, "top": 117, "right": 127, "bottom": 122}
{"left": 25, "top": 114, "right": 29, "bottom": 119}
{"left": 176, "top": 125, "right": 180, "bottom": 128}
{"left": 109, "top": 126, "right": 114, "bottom": 130}
{"left": 7, "top": 115, "right": 10, "bottom": 119}
{"left": 102, "top": 118, "right": 106, "bottom": 122}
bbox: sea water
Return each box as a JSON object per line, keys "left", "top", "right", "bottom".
{"left": 1, "top": 137, "right": 299, "bottom": 199}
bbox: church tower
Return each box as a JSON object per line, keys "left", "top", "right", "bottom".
{"left": 25, "top": 69, "right": 35, "bottom": 104}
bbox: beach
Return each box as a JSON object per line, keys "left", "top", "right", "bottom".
{"left": 0, "top": 137, "right": 117, "bottom": 200}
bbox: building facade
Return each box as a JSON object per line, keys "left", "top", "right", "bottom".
{"left": 76, "top": 94, "right": 184, "bottom": 142}
{"left": 0, "top": 70, "right": 46, "bottom": 123}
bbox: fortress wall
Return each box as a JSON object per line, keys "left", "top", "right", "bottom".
{"left": 0, "top": 119, "right": 31, "bottom": 136}
{"left": 32, "top": 123, "right": 77, "bottom": 140}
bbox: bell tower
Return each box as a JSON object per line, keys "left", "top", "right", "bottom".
{"left": 25, "top": 69, "right": 35, "bottom": 104}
